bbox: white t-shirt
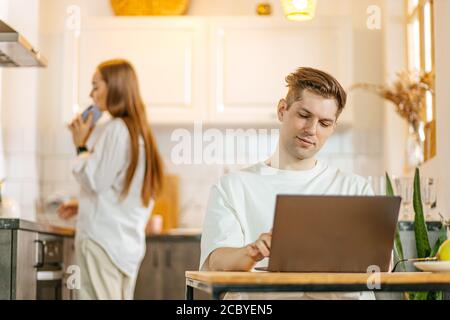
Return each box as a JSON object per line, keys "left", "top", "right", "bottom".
{"left": 200, "top": 160, "right": 375, "bottom": 300}
{"left": 73, "top": 117, "right": 153, "bottom": 278}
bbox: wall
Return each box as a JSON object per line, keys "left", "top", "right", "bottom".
{"left": 0, "top": 0, "right": 41, "bottom": 221}
{"left": 381, "top": 0, "right": 450, "bottom": 219}
{"left": 382, "top": 0, "right": 408, "bottom": 177}
{"left": 0, "top": 0, "right": 9, "bottom": 180}
{"left": 349, "top": 0, "right": 385, "bottom": 178}
{"left": 420, "top": 0, "right": 450, "bottom": 219}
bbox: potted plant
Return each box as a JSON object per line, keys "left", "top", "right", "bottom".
{"left": 386, "top": 168, "right": 448, "bottom": 300}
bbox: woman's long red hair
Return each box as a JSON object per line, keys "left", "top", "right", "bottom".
{"left": 98, "top": 59, "right": 163, "bottom": 206}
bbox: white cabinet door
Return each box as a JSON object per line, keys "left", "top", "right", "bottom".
{"left": 208, "top": 17, "right": 354, "bottom": 125}
{"left": 77, "top": 17, "right": 207, "bottom": 124}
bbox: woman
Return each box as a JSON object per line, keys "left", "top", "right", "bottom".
{"left": 59, "top": 59, "right": 164, "bottom": 300}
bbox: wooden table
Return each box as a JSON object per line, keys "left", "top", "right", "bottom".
{"left": 185, "top": 271, "right": 450, "bottom": 300}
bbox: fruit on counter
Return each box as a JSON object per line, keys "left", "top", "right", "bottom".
{"left": 436, "top": 239, "right": 450, "bottom": 261}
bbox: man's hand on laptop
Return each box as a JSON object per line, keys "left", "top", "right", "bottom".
{"left": 205, "top": 230, "right": 272, "bottom": 271}
{"left": 245, "top": 230, "right": 272, "bottom": 262}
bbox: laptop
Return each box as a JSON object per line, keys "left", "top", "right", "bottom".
{"left": 256, "top": 195, "right": 401, "bottom": 273}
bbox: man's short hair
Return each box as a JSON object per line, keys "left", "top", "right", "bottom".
{"left": 285, "top": 67, "right": 347, "bottom": 118}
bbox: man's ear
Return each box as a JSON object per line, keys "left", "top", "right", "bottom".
{"left": 277, "top": 99, "right": 288, "bottom": 122}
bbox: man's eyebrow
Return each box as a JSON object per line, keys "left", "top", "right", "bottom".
{"left": 299, "top": 107, "right": 311, "bottom": 114}
{"left": 299, "top": 107, "right": 335, "bottom": 122}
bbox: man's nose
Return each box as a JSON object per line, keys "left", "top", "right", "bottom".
{"left": 304, "top": 119, "right": 318, "bottom": 135}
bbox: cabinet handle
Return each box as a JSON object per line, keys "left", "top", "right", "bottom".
{"left": 34, "top": 240, "right": 45, "bottom": 268}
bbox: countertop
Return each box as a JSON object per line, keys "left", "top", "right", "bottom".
{"left": 147, "top": 228, "right": 202, "bottom": 241}
{"left": 0, "top": 218, "right": 200, "bottom": 239}
{"left": 0, "top": 218, "right": 75, "bottom": 237}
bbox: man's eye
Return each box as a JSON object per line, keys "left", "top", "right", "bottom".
{"left": 321, "top": 122, "right": 331, "bottom": 127}
{"left": 298, "top": 113, "right": 309, "bottom": 118}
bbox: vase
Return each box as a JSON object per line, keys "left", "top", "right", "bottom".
{"left": 406, "top": 122, "right": 424, "bottom": 168}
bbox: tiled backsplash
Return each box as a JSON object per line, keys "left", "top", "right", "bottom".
{"left": 156, "top": 125, "right": 384, "bottom": 227}
{"left": 2, "top": 123, "right": 384, "bottom": 227}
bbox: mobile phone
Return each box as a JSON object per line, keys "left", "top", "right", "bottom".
{"left": 81, "top": 105, "right": 102, "bottom": 128}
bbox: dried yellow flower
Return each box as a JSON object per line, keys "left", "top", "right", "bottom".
{"left": 351, "top": 70, "right": 434, "bottom": 133}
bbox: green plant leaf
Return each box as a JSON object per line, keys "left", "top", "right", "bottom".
{"left": 386, "top": 172, "right": 405, "bottom": 269}
{"left": 434, "top": 292, "right": 445, "bottom": 300}
{"left": 406, "top": 169, "right": 445, "bottom": 300}
{"left": 394, "top": 228, "right": 405, "bottom": 264}
{"left": 430, "top": 224, "right": 448, "bottom": 257}
{"left": 411, "top": 292, "right": 429, "bottom": 300}
{"left": 438, "top": 222, "right": 448, "bottom": 241}
{"left": 385, "top": 172, "right": 395, "bottom": 196}
{"left": 413, "top": 168, "right": 431, "bottom": 258}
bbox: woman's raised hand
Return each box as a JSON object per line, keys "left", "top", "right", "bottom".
{"left": 68, "top": 113, "right": 94, "bottom": 148}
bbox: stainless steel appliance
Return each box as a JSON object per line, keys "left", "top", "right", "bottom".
{"left": 35, "top": 233, "right": 64, "bottom": 300}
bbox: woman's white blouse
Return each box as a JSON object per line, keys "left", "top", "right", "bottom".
{"left": 72, "top": 117, "right": 153, "bottom": 277}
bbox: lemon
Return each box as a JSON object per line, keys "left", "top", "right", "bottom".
{"left": 437, "top": 239, "right": 450, "bottom": 261}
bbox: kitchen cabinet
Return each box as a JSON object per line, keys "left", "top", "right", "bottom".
{"left": 208, "top": 17, "right": 354, "bottom": 125}
{"left": 0, "top": 230, "right": 11, "bottom": 299}
{"left": 13, "top": 230, "right": 38, "bottom": 299}
{"left": 134, "top": 234, "right": 209, "bottom": 300}
{"left": 66, "top": 16, "right": 354, "bottom": 125}
{"left": 75, "top": 17, "right": 208, "bottom": 124}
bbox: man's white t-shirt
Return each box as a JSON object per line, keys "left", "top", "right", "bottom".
{"left": 200, "top": 160, "right": 376, "bottom": 300}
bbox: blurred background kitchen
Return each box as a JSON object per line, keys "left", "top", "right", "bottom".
{"left": 0, "top": 0, "right": 449, "bottom": 299}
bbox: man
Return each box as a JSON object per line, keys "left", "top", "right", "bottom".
{"left": 200, "top": 67, "right": 375, "bottom": 300}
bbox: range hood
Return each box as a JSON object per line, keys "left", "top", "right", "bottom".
{"left": 0, "top": 20, "right": 47, "bottom": 67}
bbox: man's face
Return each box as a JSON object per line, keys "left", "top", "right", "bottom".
{"left": 278, "top": 89, "right": 338, "bottom": 160}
